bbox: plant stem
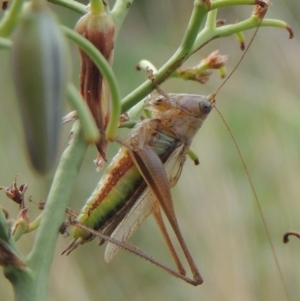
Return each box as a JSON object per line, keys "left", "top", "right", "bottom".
{"left": 0, "top": 0, "right": 24, "bottom": 37}
{"left": 25, "top": 122, "right": 88, "bottom": 301}
{"left": 67, "top": 83, "right": 100, "bottom": 143}
{"left": 47, "top": 0, "right": 86, "bottom": 14}
{"left": 111, "top": 0, "right": 135, "bottom": 37}
{"left": 90, "top": 0, "right": 104, "bottom": 14}
{"left": 121, "top": 1, "right": 292, "bottom": 114}
{"left": 205, "top": 7, "right": 217, "bottom": 30}
{"left": 121, "top": 0, "right": 209, "bottom": 113}
{"left": 27, "top": 213, "right": 43, "bottom": 233}
{"left": 210, "top": 0, "right": 263, "bottom": 9}
{"left": 0, "top": 36, "right": 12, "bottom": 49}
{"left": 4, "top": 267, "right": 35, "bottom": 301}
{"left": 261, "top": 19, "right": 294, "bottom": 38}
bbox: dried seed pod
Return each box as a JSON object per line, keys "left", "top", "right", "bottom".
{"left": 12, "top": 4, "right": 69, "bottom": 174}
{"left": 75, "top": 9, "right": 115, "bottom": 168}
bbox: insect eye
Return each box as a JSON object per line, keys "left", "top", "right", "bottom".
{"left": 153, "top": 96, "right": 164, "bottom": 105}
{"left": 199, "top": 101, "right": 212, "bottom": 114}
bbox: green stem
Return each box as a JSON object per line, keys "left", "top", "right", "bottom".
{"left": 214, "top": 16, "right": 262, "bottom": 38}
{"left": 192, "top": 12, "right": 264, "bottom": 54}
{"left": 11, "top": 219, "right": 28, "bottom": 241}
{"left": 27, "top": 213, "right": 43, "bottom": 233}
{"left": 235, "top": 31, "right": 246, "bottom": 49}
{"left": 260, "top": 19, "right": 293, "bottom": 38}
{"left": 67, "top": 83, "right": 100, "bottom": 143}
{"left": 127, "top": 98, "right": 146, "bottom": 120}
{"left": 47, "top": 0, "right": 86, "bottom": 14}
{"left": 111, "top": 0, "right": 135, "bottom": 37}
{"left": 0, "top": 211, "right": 33, "bottom": 294}
{"left": 204, "top": 6, "right": 217, "bottom": 30}
{"left": 190, "top": 15, "right": 291, "bottom": 54}
{"left": 62, "top": 26, "right": 121, "bottom": 141}
{"left": 210, "top": 0, "right": 263, "bottom": 9}
{"left": 4, "top": 266, "right": 35, "bottom": 301}
{"left": 137, "top": 60, "right": 158, "bottom": 73}
{"left": 26, "top": 122, "right": 88, "bottom": 300}
{"left": 90, "top": 0, "right": 104, "bottom": 14}
{"left": 120, "top": 2, "right": 291, "bottom": 116}
{"left": 0, "top": 0, "right": 24, "bottom": 37}
{"left": 121, "top": 0, "right": 209, "bottom": 113}
{"left": 188, "top": 148, "right": 200, "bottom": 165}
{"left": 0, "top": 36, "right": 12, "bottom": 49}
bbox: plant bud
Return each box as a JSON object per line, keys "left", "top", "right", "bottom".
{"left": 11, "top": 207, "right": 30, "bottom": 241}
{"left": 12, "top": 4, "right": 69, "bottom": 174}
{"left": 174, "top": 51, "right": 227, "bottom": 83}
{"left": 75, "top": 10, "right": 115, "bottom": 168}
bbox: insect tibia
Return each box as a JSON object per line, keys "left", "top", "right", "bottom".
{"left": 152, "top": 205, "right": 187, "bottom": 276}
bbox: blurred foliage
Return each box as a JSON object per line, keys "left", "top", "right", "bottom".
{"left": 1, "top": 0, "right": 300, "bottom": 300}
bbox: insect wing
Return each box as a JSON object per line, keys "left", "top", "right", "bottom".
{"left": 104, "top": 145, "right": 186, "bottom": 261}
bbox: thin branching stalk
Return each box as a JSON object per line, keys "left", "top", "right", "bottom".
{"left": 0, "top": 0, "right": 24, "bottom": 37}
{"left": 25, "top": 122, "right": 88, "bottom": 301}
{"left": 67, "top": 83, "right": 100, "bottom": 143}
{"left": 47, "top": 0, "right": 86, "bottom": 14}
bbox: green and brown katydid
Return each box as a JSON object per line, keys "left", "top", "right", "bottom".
{"left": 61, "top": 2, "right": 293, "bottom": 290}
{"left": 63, "top": 89, "right": 214, "bottom": 285}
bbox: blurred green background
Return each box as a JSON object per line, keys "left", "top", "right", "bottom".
{"left": 1, "top": 1, "right": 300, "bottom": 300}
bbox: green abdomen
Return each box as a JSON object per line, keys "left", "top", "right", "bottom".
{"left": 73, "top": 132, "right": 179, "bottom": 241}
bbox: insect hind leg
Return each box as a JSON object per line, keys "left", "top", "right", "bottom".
{"left": 152, "top": 202, "right": 186, "bottom": 276}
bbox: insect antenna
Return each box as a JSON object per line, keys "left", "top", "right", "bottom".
{"left": 215, "top": 28, "right": 259, "bottom": 98}
{"left": 209, "top": 18, "right": 262, "bottom": 104}
{"left": 146, "top": 67, "right": 171, "bottom": 101}
{"left": 215, "top": 107, "right": 291, "bottom": 301}
{"left": 210, "top": 8, "right": 291, "bottom": 300}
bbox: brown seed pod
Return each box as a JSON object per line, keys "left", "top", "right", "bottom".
{"left": 75, "top": 10, "right": 115, "bottom": 168}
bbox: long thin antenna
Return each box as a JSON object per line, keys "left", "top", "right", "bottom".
{"left": 214, "top": 107, "right": 291, "bottom": 301}
{"left": 210, "top": 3, "right": 268, "bottom": 103}
{"left": 214, "top": 26, "right": 259, "bottom": 97}
{"left": 211, "top": 3, "right": 290, "bottom": 300}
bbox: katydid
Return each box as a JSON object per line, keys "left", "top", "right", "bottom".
{"left": 63, "top": 92, "right": 214, "bottom": 285}
{"left": 62, "top": 8, "right": 292, "bottom": 289}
